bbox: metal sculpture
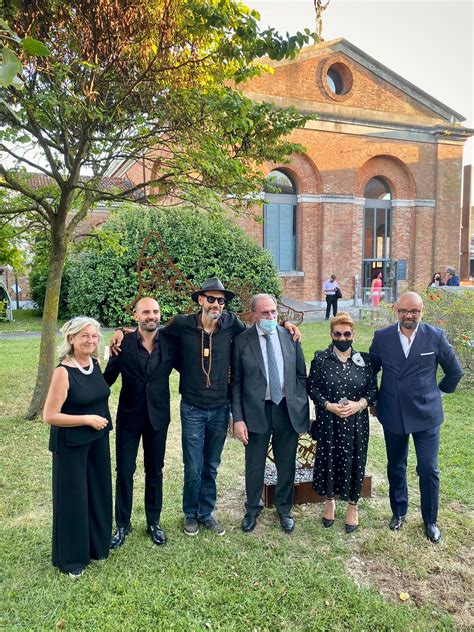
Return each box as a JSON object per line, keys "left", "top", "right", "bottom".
{"left": 314, "top": 0, "right": 331, "bottom": 41}
{"left": 127, "top": 230, "right": 304, "bottom": 325}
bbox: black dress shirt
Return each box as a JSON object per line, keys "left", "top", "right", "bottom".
{"left": 136, "top": 330, "right": 160, "bottom": 378}
{"left": 163, "top": 311, "right": 246, "bottom": 409}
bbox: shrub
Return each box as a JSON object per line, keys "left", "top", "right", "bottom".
{"left": 424, "top": 288, "right": 473, "bottom": 383}
{"left": 0, "top": 298, "right": 8, "bottom": 321}
{"left": 66, "top": 205, "right": 281, "bottom": 326}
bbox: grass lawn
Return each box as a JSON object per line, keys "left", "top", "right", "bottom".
{"left": 0, "top": 309, "right": 52, "bottom": 333}
{"left": 1, "top": 325, "right": 472, "bottom": 631}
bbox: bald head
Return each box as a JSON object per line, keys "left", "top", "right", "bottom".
{"left": 394, "top": 291, "right": 423, "bottom": 333}
{"left": 134, "top": 297, "right": 160, "bottom": 332}
{"left": 396, "top": 291, "right": 423, "bottom": 309}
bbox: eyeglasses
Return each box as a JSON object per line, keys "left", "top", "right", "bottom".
{"left": 204, "top": 295, "right": 226, "bottom": 305}
{"left": 332, "top": 331, "right": 353, "bottom": 338}
{"left": 397, "top": 309, "right": 422, "bottom": 316}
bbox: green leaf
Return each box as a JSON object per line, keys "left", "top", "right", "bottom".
{"left": 0, "top": 47, "right": 22, "bottom": 87}
{"left": 20, "top": 36, "right": 50, "bottom": 57}
{"left": 0, "top": 19, "right": 20, "bottom": 41}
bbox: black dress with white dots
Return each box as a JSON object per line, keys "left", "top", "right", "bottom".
{"left": 306, "top": 346, "right": 377, "bottom": 503}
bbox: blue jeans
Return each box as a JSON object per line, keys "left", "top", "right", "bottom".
{"left": 180, "top": 400, "right": 229, "bottom": 520}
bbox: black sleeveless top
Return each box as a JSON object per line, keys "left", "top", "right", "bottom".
{"left": 48, "top": 358, "right": 112, "bottom": 453}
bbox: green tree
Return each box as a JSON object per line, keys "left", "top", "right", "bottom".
{"left": 0, "top": 222, "right": 24, "bottom": 270}
{"left": 0, "top": 1, "right": 314, "bottom": 417}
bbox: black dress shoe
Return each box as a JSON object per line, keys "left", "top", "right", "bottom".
{"left": 147, "top": 524, "right": 167, "bottom": 546}
{"left": 345, "top": 523, "right": 359, "bottom": 534}
{"left": 279, "top": 515, "right": 295, "bottom": 534}
{"left": 425, "top": 523, "right": 441, "bottom": 543}
{"left": 110, "top": 525, "right": 132, "bottom": 549}
{"left": 389, "top": 515, "right": 406, "bottom": 531}
{"left": 242, "top": 514, "right": 258, "bottom": 533}
{"left": 322, "top": 517, "right": 334, "bottom": 528}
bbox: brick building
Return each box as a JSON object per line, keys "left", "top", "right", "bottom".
{"left": 111, "top": 39, "right": 473, "bottom": 304}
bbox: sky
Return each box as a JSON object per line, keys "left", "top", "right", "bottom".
{"left": 249, "top": 0, "right": 473, "bottom": 164}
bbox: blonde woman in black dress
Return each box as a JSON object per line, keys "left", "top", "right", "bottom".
{"left": 43, "top": 317, "right": 112, "bottom": 577}
{"left": 307, "top": 313, "right": 377, "bottom": 532}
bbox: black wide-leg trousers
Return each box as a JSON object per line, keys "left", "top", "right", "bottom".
{"left": 52, "top": 433, "right": 112, "bottom": 573}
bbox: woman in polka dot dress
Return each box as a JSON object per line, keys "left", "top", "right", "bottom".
{"left": 307, "top": 312, "right": 377, "bottom": 533}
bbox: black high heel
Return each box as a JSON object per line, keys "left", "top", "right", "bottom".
{"left": 345, "top": 501, "right": 359, "bottom": 533}
{"left": 322, "top": 497, "right": 335, "bottom": 528}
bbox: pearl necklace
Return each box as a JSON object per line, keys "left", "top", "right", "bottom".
{"left": 70, "top": 356, "right": 94, "bottom": 375}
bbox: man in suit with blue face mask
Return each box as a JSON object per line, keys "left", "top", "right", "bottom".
{"left": 231, "top": 294, "right": 309, "bottom": 534}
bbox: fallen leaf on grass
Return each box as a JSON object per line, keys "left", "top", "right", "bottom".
{"left": 399, "top": 592, "right": 410, "bottom": 602}
{"left": 56, "top": 620, "right": 66, "bottom": 629}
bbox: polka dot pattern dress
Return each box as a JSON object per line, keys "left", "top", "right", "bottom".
{"left": 306, "top": 346, "right": 377, "bottom": 503}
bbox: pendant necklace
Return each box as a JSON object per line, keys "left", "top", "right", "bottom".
{"left": 70, "top": 355, "right": 94, "bottom": 375}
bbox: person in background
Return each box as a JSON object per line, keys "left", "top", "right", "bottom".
{"left": 306, "top": 312, "right": 377, "bottom": 533}
{"left": 446, "top": 267, "right": 460, "bottom": 286}
{"left": 323, "top": 274, "right": 339, "bottom": 320}
{"left": 369, "top": 292, "right": 463, "bottom": 543}
{"left": 371, "top": 272, "right": 383, "bottom": 308}
{"left": 43, "top": 317, "right": 112, "bottom": 578}
{"left": 428, "top": 272, "right": 444, "bottom": 288}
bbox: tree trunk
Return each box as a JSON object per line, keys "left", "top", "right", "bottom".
{"left": 26, "top": 230, "right": 67, "bottom": 419}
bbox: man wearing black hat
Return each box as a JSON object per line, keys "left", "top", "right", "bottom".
{"left": 162, "top": 278, "right": 241, "bottom": 536}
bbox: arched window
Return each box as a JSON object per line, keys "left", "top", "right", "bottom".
{"left": 364, "top": 176, "right": 391, "bottom": 201}
{"left": 263, "top": 170, "right": 297, "bottom": 271}
{"left": 362, "top": 177, "right": 394, "bottom": 302}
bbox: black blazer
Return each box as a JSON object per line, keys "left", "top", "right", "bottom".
{"left": 231, "top": 325, "right": 309, "bottom": 434}
{"left": 103, "top": 329, "right": 176, "bottom": 431}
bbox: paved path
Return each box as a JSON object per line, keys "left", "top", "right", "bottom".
{"left": 281, "top": 296, "right": 366, "bottom": 322}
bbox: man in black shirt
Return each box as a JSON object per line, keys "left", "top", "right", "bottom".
{"left": 104, "top": 298, "right": 176, "bottom": 548}
{"left": 163, "top": 278, "right": 244, "bottom": 536}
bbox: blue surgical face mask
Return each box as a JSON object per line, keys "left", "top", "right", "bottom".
{"left": 259, "top": 318, "right": 277, "bottom": 334}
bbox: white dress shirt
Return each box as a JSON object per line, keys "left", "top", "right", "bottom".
{"left": 397, "top": 322, "right": 420, "bottom": 357}
{"left": 256, "top": 324, "right": 285, "bottom": 400}
{"left": 323, "top": 279, "right": 338, "bottom": 295}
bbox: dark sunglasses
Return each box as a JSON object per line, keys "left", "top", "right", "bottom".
{"left": 203, "top": 295, "right": 226, "bottom": 305}
{"left": 332, "top": 331, "right": 353, "bottom": 338}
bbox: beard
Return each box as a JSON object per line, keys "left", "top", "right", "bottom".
{"left": 203, "top": 306, "right": 222, "bottom": 320}
{"left": 140, "top": 319, "right": 159, "bottom": 331}
{"left": 401, "top": 318, "right": 418, "bottom": 329}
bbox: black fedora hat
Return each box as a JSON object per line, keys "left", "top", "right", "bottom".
{"left": 191, "top": 277, "right": 235, "bottom": 303}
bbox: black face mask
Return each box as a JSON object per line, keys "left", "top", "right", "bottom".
{"left": 333, "top": 339, "right": 353, "bottom": 352}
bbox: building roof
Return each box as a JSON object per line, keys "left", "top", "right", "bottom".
{"left": 27, "top": 174, "right": 138, "bottom": 195}
{"left": 257, "top": 38, "right": 466, "bottom": 123}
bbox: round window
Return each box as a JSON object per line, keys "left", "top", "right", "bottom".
{"left": 326, "top": 62, "right": 352, "bottom": 95}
